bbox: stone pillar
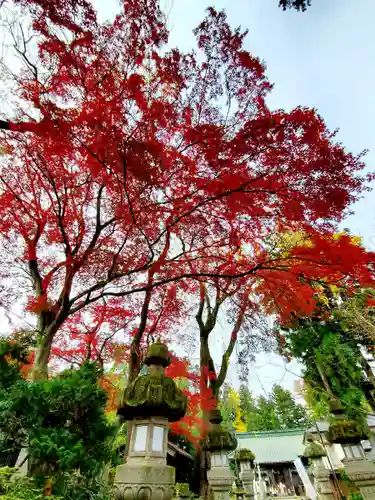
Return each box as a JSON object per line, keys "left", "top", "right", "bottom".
{"left": 114, "top": 339, "right": 187, "bottom": 500}
{"left": 203, "top": 410, "right": 237, "bottom": 500}
{"left": 233, "top": 450, "right": 255, "bottom": 500}
{"left": 303, "top": 440, "right": 333, "bottom": 500}
{"left": 207, "top": 464, "right": 233, "bottom": 500}
{"left": 239, "top": 467, "right": 254, "bottom": 500}
{"left": 310, "top": 461, "right": 335, "bottom": 500}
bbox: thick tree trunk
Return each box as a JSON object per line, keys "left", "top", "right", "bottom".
{"left": 32, "top": 313, "right": 62, "bottom": 381}
{"left": 199, "top": 335, "right": 217, "bottom": 499}
{"left": 33, "top": 333, "right": 54, "bottom": 380}
{"left": 315, "top": 360, "right": 335, "bottom": 398}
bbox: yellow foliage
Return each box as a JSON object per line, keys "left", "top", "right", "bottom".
{"left": 228, "top": 388, "right": 247, "bottom": 433}
{"left": 332, "top": 232, "right": 362, "bottom": 246}
{"left": 0, "top": 143, "right": 13, "bottom": 155}
{"left": 269, "top": 230, "right": 313, "bottom": 259}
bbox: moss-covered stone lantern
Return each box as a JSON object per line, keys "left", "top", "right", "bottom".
{"left": 325, "top": 400, "right": 375, "bottom": 497}
{"left": 232, "top": 449, "right": 255, "bottom": 500}
{"left": 203, "top": 409, "right": 238, "bottom": 500}
{"left": 326, "top": 399, "right": 367, "bottom": 461}
{"left": 114, "top": 339, "right": 187, "bottom": 500}
{"left": 303, "top": 441, "right": 327, "bottom": 461}
{"left": 233, "top": 448, "right": 256, "bottom": 472}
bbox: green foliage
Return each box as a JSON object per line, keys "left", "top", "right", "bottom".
{"left": 220, "top": 385, "right": 236, "bottom": 430}
{"left": 272, "top": 385, "right": 310, "bottom": 428}
{"left": 280, "top": 315, "right": 369, "bottom": 424}
{"left": 26, "top": 363, "right": 116, "bottom": 478}
{"left": 0, "top": 468, "right": 49, "bottom": 499}
{"left": 279, "top": 0, "right": 311, "bottom": 11}
{"left": 232, "top": 448, "right": 255, "bottom": 462}
{"left": 0, "top": 350, "right": 117, "bottom": 488}
{"left": 0, "top": 341, "right": 30, "bottom": 466}
{"left": 303, "top": 381, "right": 330, "bottom": 420}
{"left": 0, "top": 340, "right": 29, "bottom": 389}
{"left": 53, "top": 472, "right": 115, "bottom": 499}
{"left": 222, "top": 383, "right": 310, "bottom": 432}
{"left": 0, "top": 468, "right": 115, "bottom": 500}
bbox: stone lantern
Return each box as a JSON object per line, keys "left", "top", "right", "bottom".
{"left": 304, "top": 439, "right": 327, "bottom": 470}
{"left": 114, "top": 339, "right": 187, "bottom": 500}
{"left": 233, "top": 449, "right": 255, "bottom": 500}
{"left": 203, "top": 409, "right": 237, "bottom": 500}
{"left": 326, "top": 400, "right": 375, "bottom": 500}
{"left": 303, "top": 439, "right": 334, "bottom": 500}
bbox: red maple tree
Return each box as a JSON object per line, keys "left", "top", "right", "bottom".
{"left": 0, "top": 0, "right": 373, "bottom": 392}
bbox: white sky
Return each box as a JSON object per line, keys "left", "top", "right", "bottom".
{"left": 3, "top": 0, "right": 374, "bottom": 396}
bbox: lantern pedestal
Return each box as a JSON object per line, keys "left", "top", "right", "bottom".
{"left": 204, "top": 410, "right": 237, "bottom": 500}
{"left": 326, "top": 403, "right": 375, "bottom": 500}
{"left": 310, "top": 461, "right": 335, "bottom": 500}
{"left": 207, "top": 465, "right": 234, "bottom": 500}
{"left": 239, "top": 468, "right": 254, "bottom": 500}
{"left": 114, "top": 463, "right": 175, "bottom": 500}
{"left": 303, "top": 440, "right": 332, "bottom": 499}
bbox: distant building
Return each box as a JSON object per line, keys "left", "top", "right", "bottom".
{"left": 234, "top": 415, "right": 375, "bottom": 498}
{"left": 234, "top": 428, "right": 307, "bottom": 496}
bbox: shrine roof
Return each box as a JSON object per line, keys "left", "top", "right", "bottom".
{"left": 233, "top": 428, "right": 306, "bottom": 464}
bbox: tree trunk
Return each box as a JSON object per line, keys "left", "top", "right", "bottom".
{"left": 315, "top": 360, "right": 335, "bottom": 398}
{"left": 199, "top": 335, "right": 217, "bottom": 499}
{"left": 33, "top": 329, "right": 55, "bottom": 381}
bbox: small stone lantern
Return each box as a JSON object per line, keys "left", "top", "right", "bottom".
{"left": 203, "top": 410, "right": 237, "bottom": 500}
{"left": 115, "top": 339, "right": 187, "bottom": 500}
{"left": 233, "top": 449, "right": 255, "bottom": 500}
{"left": 326, "top": 400, "right": 375, "bottom": 499}
{"left": 303, "top": 440, "right": 327, "bottom": 468}
{"left": 303, "top": 439, "right": 333, "bottom": 498}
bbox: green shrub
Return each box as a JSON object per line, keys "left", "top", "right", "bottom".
{"left": 0, "top": 468, "right": 116, "bottom": 499}
{"left": 0, "top": 350, "right": 117, "bottom": 491}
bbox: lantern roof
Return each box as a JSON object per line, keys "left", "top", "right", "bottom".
{"left": 117, "top": 340, "right": 187, "bottom": 422}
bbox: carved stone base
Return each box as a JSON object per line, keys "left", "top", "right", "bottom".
{"left": 343, "top": 458, "right": 375, "bottom": 500}
{"left": 239, "top": 469, "right": 254, "bottom": 500}
{"left": 207, "top": 466, "right": 234, "bottom": 500}
{"left": 114, "top": 462, "right": 175, "bottom": 500}
{"left": 311, "top": 464, "right": 335, "bottom": 500}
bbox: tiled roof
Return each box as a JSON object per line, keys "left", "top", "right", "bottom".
{"left": 234, "top": 428, "right": 306, "bottom": 465}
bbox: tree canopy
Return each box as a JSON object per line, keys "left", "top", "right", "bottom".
{"left": 277, "top": 287, "right": 375, "bottom": 423}
{"left": 279, "top": 0, "right": 312, "bottom": 11}
{"left": 0, "top": 0, "right": 372, "bottom": 383}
